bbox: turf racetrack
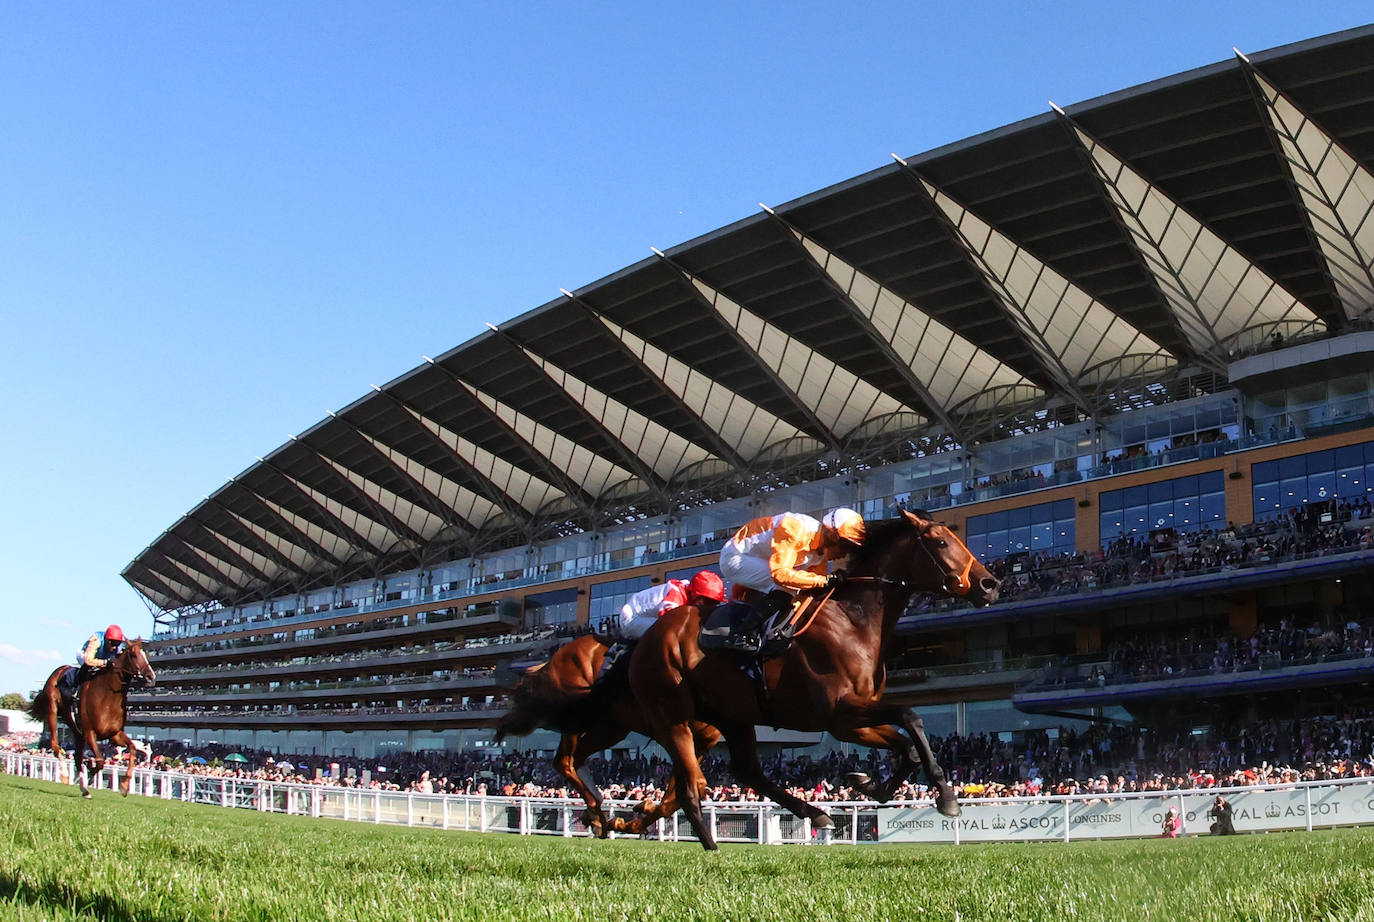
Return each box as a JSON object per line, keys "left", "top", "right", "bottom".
{"left": 4, "top": 776, "right": 1374, "bottom": 921}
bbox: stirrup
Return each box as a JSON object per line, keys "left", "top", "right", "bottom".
{"left": 720, "top": 631, "right": 762, "bottom": 654}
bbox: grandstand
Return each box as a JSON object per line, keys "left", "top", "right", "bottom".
{"left": 124, "top": 25, "right": 1374, "bottom": 762}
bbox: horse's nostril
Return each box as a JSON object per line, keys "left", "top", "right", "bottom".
{"left": 981, "top": 577, "right": 1001, "bottom": 593}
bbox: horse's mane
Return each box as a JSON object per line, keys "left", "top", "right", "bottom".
{"left": 848, "top": 514, "right": 925, "bottom": 571}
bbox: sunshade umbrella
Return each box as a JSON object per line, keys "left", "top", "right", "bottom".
{"left": 187, "top": 756, "right": 207, "bottom": 764}
{"left": 224, "top": 753, "right": 249, "bottom": 763}
{"left": 275, "top": 761, "right": 295, "bottom": 770}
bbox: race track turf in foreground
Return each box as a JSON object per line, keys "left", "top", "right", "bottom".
{"left": 4, "top": 776, "right": 1374, "bottom": 922}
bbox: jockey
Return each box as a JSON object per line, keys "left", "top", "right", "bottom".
{"left": 718, "top": 507, "right": 865, "bottom": 649}
{"left": 602, "top": 571, "right": 726, "bottom": 674}
{"left": 73, "top": 624, "right": 125, "bottom": 688}
{"left": 615, "top": 570, "right": 726, "bottom": 641}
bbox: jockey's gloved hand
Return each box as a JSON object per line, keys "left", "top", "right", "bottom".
{"left": 826, "top": 569, "right": 847, "bottom": 589}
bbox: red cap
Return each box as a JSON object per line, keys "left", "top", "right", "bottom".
{"left": 105, "top": 625, "right": 125, "bottom": 643}
{"left": 687, "top": 570, "right": 725, "bottom": 603}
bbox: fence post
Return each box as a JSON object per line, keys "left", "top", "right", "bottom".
{"left": 374, "top": 792, "right": 381, "bottom": 824}
{"left": 220, "top": 779, "right": 228, "bottom": 809}
{"left": 1305, "top": 785, "right": 1314, "bottom": 833}
{"left": 1063, "top": 798, "right": 1071, "bottom": 843}
{"left": 562, "top": 805, "right": 572, "bottom": 837}
{"left": 407, "top": 793, "right": 414, "bottom": 828}
{"left": 443, "top": 796, "right": 450, "bottom": 830}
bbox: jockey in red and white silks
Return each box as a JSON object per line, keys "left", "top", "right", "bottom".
{"left": 615, "top": 570, "right": 726, "bottom": 639}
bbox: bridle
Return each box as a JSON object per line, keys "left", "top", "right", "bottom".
{"left": 914, "top": 521, "right": 974, "bottom": 596}
{"left": 115, "top": 646, "right": 155, "bottom": 689}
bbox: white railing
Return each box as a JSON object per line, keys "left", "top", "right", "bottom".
{"left": 7, "top": 751, "right": 1374, "bottom": 845}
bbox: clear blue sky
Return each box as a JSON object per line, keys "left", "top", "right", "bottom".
{"left": 2, "top": 1, "right": 1370, "bottom": 698}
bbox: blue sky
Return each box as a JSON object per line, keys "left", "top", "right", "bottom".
{"left": 2, "top": 2, "right": 1370, "bottom": 698}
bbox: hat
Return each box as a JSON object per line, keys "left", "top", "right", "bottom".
{"left": 105, "top": 624, "right": 125, "bottom": 643}
{"left": 688, "top": 570, "right": 725, "bottom": 603}
{"left": 822, "top": 508, "right": 865, "bottom": 544}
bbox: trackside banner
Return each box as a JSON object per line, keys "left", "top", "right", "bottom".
{"left": 876, "top": 782, "right": 1374, "bottom": 843}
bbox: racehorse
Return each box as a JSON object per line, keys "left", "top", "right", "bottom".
{"left": 494, "top": 632, "right": 722, "bottom": 837}
{"left": 29, "top": 640, "right": 157, "bottom": 797}
{"left": 630, "top": 509, "right": 1000, "bottom": 849}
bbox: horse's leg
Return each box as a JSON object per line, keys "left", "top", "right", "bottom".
{"left": 42, "top": 688, "right": 70, "bottom": 784}
{"left": 639, "top": 681, "right": 716, "bottom": 848}
{"left": 664, "top": 721, "right": 715, "bottom": 850}
{"left": 112, "top": 730, "right": 137, "bottom": 796}
{"left": 82, "top": 727, "right": 105, "bottom": 797}
{"left": 614, "top": 722, "right": 722, "bottom": 836}
{"left": 73, "top": 729, "right": 91, "bottom": 798}
{"left": 891, "top": 707, "right": 959, "bottom": 816}
{"left": 717, "top": 721, "right": 833, "bottom": 829}
{"left": 835, "top": 713, "right": 961, "bottom": 817}
{"left": 556, "top": 723, "right": 627, "bottom": 838}
{"left": 553, "top": 732, "right": 602, "bottom": 836}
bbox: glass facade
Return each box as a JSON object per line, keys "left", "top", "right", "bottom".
{"left": 587, "top": 577, "right": 652, "bottom": 630}
{"left": 1252, "top": 440, "right": 1374, "bottom": 517}
{"left": 1099, "top": 471, "right": 1225, "bottom": 543}
{"left": 523, "top": 587, "right": 577, "bottom": 628}
{"left": 965, "top": 499, "right": 1076, "bottom": 562}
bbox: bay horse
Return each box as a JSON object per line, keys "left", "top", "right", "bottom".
{"left": 29, "top": 639, "right": 157, "bottom": 797}
{"left": 630, "top": 509, "right": 1000, "bottom": 849}
{"left": 494, "top": 631, "right": 722, "bottom": 837}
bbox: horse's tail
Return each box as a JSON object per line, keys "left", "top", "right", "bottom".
{"left": 493, "top": 675, "right": 560, "bottom": 743}
{"left": 27, "top": 684, "right": 52, "bottom": 722}
{"left": 494, "top": 660, "right": 625, "bottom": 743}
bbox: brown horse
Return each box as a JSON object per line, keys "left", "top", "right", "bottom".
{"left": 630, "top": 509, "right": 1000, "bottom": 849}
{"left": 495, "top": 631, "right": 722, "bottom": 837}
{"left": 29, "top": 640, "right": 156, "bottom": 797}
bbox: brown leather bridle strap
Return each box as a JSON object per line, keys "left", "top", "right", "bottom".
{"left": 786, "top": 589, "right": 831, "bottom": 638}
{"left": 913, "top": 524, "right": 974, "bottom": 596}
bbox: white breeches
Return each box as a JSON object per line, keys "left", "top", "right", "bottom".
{"left": 718, "top": 546, "right": 778, "bottom": 594}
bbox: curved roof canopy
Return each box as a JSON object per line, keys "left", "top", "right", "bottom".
{"left": 125, "top": 26, "right": 1374, "bottom": 612}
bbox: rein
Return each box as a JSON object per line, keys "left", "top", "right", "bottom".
{"left": 839, "top": 575, "right": 916, "bottom": 591}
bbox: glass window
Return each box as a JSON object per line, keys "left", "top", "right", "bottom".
{"left": 1100, "top": 470, "right": 1225, "bottom": 544}
{"left": 1252, "top": 438, "right": 1374, "bottom": 514}
{"left": 967, "top": 499, "right": 1075, "bottom": 562}
{"left": 524, "top": 587, "right": 578, "bottom": 628}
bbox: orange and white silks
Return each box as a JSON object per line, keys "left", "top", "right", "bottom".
{"left": 720, "top": 513, "right": 837, "bottom": 593}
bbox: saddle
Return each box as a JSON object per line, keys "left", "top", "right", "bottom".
{"left": 698, "top": 592, "right": 828, "bottom": 659}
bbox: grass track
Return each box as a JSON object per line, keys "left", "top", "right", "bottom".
{"left": 4, "top": 776, "right": 1374, "bottom": 921}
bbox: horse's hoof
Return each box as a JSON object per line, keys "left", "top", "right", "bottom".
{"left": 812, "top": 812, "right": 834, "bottom": 829}
{"left": 846, "top": 771, "right": 874, "bottom": 793}
{"left": 936, "top": 791, "right": 961, "bottom": 818}
{"left": 81, "top": 792, "right": 92, "bottom": 799}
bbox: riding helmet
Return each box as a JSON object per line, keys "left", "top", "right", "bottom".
{"left": 688, "top": 570, "right": 725, "bottom": 602}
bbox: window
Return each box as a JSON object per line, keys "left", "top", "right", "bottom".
{"left": 966, "top": 499, "right": 1075, "bottom": 562}
{"left": 1253, "top": 440, "right": 1374, "bottom": 516}
{"left": 1100, "top": 471, "right": 1224, "bottom": 544}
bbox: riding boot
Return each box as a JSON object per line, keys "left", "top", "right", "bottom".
{"left": 724, "top": 590, "right": 793, "bottom": 652}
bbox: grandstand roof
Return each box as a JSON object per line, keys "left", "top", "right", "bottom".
{"left": 125, "top": 25, "right": 1374, "bottom": 613}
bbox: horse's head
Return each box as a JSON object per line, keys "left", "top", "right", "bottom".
{"left": 117, "top": 639, "right": 157, "bottom": 688}
{"left": 897, "top": 509, "right": 1000, "bottom": 606}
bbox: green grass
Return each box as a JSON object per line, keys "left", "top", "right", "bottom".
{"left": 4, "top": 775, "right": 1374, "bottom": 922}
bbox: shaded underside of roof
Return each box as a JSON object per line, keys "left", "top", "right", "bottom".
{"left": 125, "top": 26, "right": 1374, "bottom": 612}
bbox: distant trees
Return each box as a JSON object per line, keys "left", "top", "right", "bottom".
{"left": 1, "top": 692, "right": 30, "bottom": 710}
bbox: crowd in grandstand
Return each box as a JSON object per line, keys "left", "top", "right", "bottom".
{"left": 967, "top": 502, "right": 1373, "bottom": 608}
